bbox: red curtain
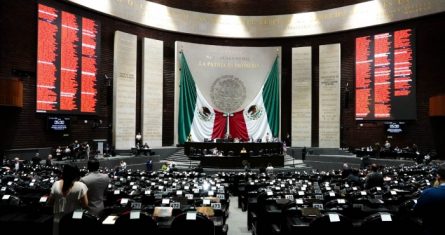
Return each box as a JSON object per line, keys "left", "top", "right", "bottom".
{"left": 229, "top": 110, "right": 249, "bottom": 141}
{"left": 211, "top": 110, "right": 226, "bottom": 140}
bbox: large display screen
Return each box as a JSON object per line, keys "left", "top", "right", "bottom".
{"left": 47, "top": 116, "right": 71, "bottom": 132}
{"left": 36, "top": 4, "right": 100, "bottom": 114}
{"left": 355, "top": 28, "right": 416, "bottom": 120}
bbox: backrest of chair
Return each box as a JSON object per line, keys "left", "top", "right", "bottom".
{"left": 59, "top": 212, "right": 100, "bottom": 235}
{"left": 360, "top": 212, "right": 397, "bottom": 234}
{"left": 309, "top": 213, "right": 353, "bottom": 235}
{"left": 114, "top": 211, "right": 157, "bottom": 234}
{"left": 171, "top": 212, "right": 215, "bottom": 235}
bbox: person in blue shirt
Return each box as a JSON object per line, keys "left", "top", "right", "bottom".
{"left": 146, "top": 160, "right": 153, "bottom": 172}
{"left": 414, "top": 163, "right": 445, "bottom": 235}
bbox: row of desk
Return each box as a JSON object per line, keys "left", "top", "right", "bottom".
{"left": 184, "top": 142, "right": 285, "bottom": 168}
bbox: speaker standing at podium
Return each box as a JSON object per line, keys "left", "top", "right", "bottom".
{"left": 135, "top": 132, "right": 142, "bottom": 148}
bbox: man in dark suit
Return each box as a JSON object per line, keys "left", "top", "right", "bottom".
{"left": 414, "top": 164, "right": 445, "bottom": 235}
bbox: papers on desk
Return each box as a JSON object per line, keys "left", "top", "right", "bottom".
{"left": 120, "top": 198, "right": 129, "bottom": 205}
{"left": 328, "top": 213, "right": 340, "bottom": 222}
{"left": 380, "top": 213, "right": 392, "bottom": 221}
{"left": 153, "top": 207, "right": 173, "bottom": 217}
{"left": 186, "top": 211, "right": 197, "bottom": 220}
{"left": 162, "top": 198, "right": 170, "bottom": 205}
{"left": 39, "top": 196, "right": 48, "bottom": 203}
{"left": 103, "top": 215, "right": 118, "bottom": 224}
{"left": 72, "top": 210, "right": 83, "bottom": 219}
{"left": 130, "top": 210, "right": 140, "bottom": 220}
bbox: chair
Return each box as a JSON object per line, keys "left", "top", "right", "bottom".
{"left": 59, "top": 211, "right": 100, "bottom": 235}
{"left": 171, "top": 212, "right": 215, "bottom": 235}
{"left": 309, "top": 212, "right": 353, "bottom": 235}
{"left": 112, "top": 211, "right": 158, "bottom": 235}
{"left": 360, "top": 212, "right": 398, "bottom": 235}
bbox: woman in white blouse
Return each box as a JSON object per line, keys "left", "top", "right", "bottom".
{"left": 48, "top": 164, "right": 88, "bottom": 235}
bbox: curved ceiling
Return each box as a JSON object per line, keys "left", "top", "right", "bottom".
{"left": 147, "top": 0, "right": 372, "bottom": 16}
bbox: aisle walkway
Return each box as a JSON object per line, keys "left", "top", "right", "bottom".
{"left": 227, "top": 196, "right": 250, "bottom": 235}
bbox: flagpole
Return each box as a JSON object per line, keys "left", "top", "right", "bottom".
{"left": 223, "top": 112, "right": 234, "bottom": 137}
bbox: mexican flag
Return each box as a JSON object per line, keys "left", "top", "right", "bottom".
{"left": 240, "top": 57, "right": 280, "bottom": 141}
{"left": 178, "top": 53, "right": 279, "bottom": 144}
{"left": 178, "top": 53, "right": 222, "bottom": 144}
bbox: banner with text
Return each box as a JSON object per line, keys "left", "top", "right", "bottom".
{"left": 292, "top": 47, "right": 312, "bottom": 147}
{"left": 319, "top": 44, "right": 341, "bottom": 148}
{"left": 142, "top": 38, "right": 164, "bottom": 147}
{"left": 113, "top": 31, "right": 137, "bottom": 150}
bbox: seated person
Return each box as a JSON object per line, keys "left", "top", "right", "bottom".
{"left": 341, "top": 163, "right": 360, "bottom": 183}
{"left": 142, "top": 142, "right": 152, "bottom": 156}
{"left": 414, "top": 164, "right": 445, "bottom": 235}
{"left": 384, "top": 140, "right": 391, "bottom": 150}
{"left": 364, "top": 164, "right": 384, "bottom": 189}
{"left": 169, "top": 164, "right": 178, "bottom": 173}
{"left": 224, "top": 133, "right": 233, "bottom": 142}
{"left": 212, "top": 148, "right": 219, "bottom": 156}
{"left": 31, "top": 153, "right": 41, "bottom": 165}
{"left": 161, "top": 162, "right": 169, "bottom": 172}
{"left": 194, "top": 163, "right": 204, "bottom": 173}
{"left": 46, "top": 154, "right": 53, "bottom": 166}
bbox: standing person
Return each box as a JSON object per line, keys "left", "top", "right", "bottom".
{"left": 285, "top": 133, "right": 291, "bottom": 146}
{"left": 72, "top": 140, "right": 80, "bottom": 160}
{"left": 80, "top": 159, "right": 110, "bottom": 217}
{"left": 145, "top": 160, "right": 153, "bottom": 172}
{"left": 414, "top": 164, "right": 445, "bottom": 235}
{"left": 84, "top": 142, "right": 90, "bottom": 160}
{"left": 12, "top": 157, "right": 23, "bottom": 171}
{"left": 48, "top": 164, "right": 88, "bottom": 235}
{"left": 266, "top": 163, "right": 274, "bottom": 175}
{"left": 302, "top": 147, "right": 307, "bottom": 161}
{"left": 135, "top": 132, "right": 142, "bottom": 147}
{"left": 64, "top": 146, "right": 72, "bottom": 161}
{"left": 46, "top": 154, "right": 53, "bottom": 166}
{"left": 242, "top": 160, "right": 251, "bottom": 172}
{"left": 55, "top": 146, "right": 62, "bottom": 161}
{"left": 119, "top": 160, "right": 127, "bottom": 171}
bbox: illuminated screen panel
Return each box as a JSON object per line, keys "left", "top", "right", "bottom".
{"left": 355, "top": 28, "right": 416, "bottom": 120}
{"left": 37, "top": 3, "right": 99, "bottom": 114}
